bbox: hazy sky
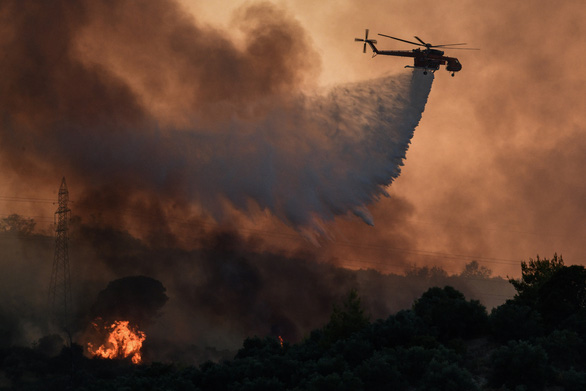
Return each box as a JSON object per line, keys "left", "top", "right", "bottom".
{"left": 1, "top": 0, "right": 585, "bottom": 278}
{"left": 179, "top": 0, "right": 586, "bottom": 276}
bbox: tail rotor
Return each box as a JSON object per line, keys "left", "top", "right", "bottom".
{"left": 355, "top": 29, "right": 377, "bottom": 53}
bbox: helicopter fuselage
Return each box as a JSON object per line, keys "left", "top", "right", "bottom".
{"left": 364, "top": 40, "right": 463, "bottom": 75}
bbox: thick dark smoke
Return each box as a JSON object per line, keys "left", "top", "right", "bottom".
{"left": 74, "top": 224, "right": 360, "bottom": 346}
{"left": 0, "top": 223, "right": 514, "bottom": 363}
{"left": 0, "top": 0, "right": 431, "bottom": 233}
{"left": 0, "top": 0, "right": 316, "bottom": 228}
{"left": 70, "top": 223, "right": 512, "bottom": 362}
{"left": 0, "top": 0, "right": 459, "bottom": 364}
{"left": 89, "top": 276, "right": 168, "bottom": 327}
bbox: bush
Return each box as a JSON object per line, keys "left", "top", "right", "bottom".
{"left": 559, "top": 368, "right": 586, "bottom": 391}
{"left": 235, "top": 336, "right": 282, "bottom": 360}
{"left": 420, "top": 358, "right": 478, "bottom": 391}
{"left": 537, "top": 329, "right": 586, "bottom": 370}
{"left": 238, "top": 376, "right": 284, "bottom": 391}
{"left": 332, "top": 335, "right": 373, "bottom": 367}
{"left": 304, "top": 371, "right": 363, "bottom": 391}
{"left": 355, "top": 351, "right": 405, "bottom": 391}
{"left": 394, "top": 345, "right": 460, "bottom": 386}
{"left": 489, "top": 340, "right": 551, "bottom": 390}
{"left": 489, "top": 300, "right": 544, "bottom": 342}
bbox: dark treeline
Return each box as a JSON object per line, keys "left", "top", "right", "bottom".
{"left": 2, "top": 254, "right": 586, "bottom": 390}
{"left": 0, "top": 215, "right": 513, "bottom": 359}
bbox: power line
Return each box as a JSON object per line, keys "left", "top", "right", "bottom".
{"left": 0, "top": 195, "right": 56, "bottom": 204}
{"left": 1, "top": 192, "right": 582, "bottom": 244}
{"left": 92, "top": 207, "right": 525, "bottom": 265}
{"left": 1, "top": 195, "right": 582, "bottom": 267}
{"left": 330, "top": 239, "right": 521, "bottom": 265}
{"left": 404, "top": 215, "right": 579, "bottom": 240}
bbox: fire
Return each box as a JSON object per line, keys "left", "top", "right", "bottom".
{"left": 87, "top": 320, "right": 146, "bottom": 364}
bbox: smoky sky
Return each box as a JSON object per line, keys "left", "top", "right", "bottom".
{"left": 266, "top": 0, "right": 586, "bottom": 275}
{"left": 3, "top": 0, "right": 584, "bottom": 279}
{"left": 0, "top": 0, "right": 433, "bottom": 239}
{"left": 1, "top": 0, "right": 581, "bottom": 364}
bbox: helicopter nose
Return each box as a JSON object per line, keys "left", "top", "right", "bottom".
{"left": 446, "top": 59, "right": 462, "bottom": 72}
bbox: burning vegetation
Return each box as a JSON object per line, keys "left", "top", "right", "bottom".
{"left": 87, "top": 319, "right": 146, "bottom": 364}
{"left": 83, "top": 276, "right": 168, "bottom": 364}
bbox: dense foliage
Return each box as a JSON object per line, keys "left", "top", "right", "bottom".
{"left": 2, "top": 255, "right": 586, "bottom": 390}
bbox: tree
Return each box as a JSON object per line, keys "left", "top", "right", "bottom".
{"left": 90, "top": 276, "right": 169, "bottom": 327}
{"left": 536, "top": 265, "right": 586, "bottom": 332}
{"left": 559, "top": 369, "right": 586, "bottom": 391}
{"left": 0, "top": 214, "right": 35, "bottom": 235}
{"left": 412, "top": 286, "right": 488, "bottom": 340}
{"left": 355, "top": 352, "right": 405, "bottom": 391}
{"left": 489, "top": 299, "right": 544, "bottom": 342}
{"left": 538, "top": 329, "right": 586, "bottom": 370}
{"left": 509, "top": 254, "right": 564, "bottom": 305}
{"left": 460, "top": 261, "right": 492, "bottom": 279}
{"left": 235, "top": 336, "right": 282, "bottom": 360}
{"left": 489, "top": 340, "right": 552, "bottom": 390}
{"left": 322, "top": 289, "right": 370, "bottom": 346}
{"left": 372, "top": 310, "right": 426, "bottom": 348}
{"left": 422, "top": 359, "right": 479, "bottom": 391}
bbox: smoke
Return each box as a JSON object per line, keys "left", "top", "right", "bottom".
{"left": 89, "top": 276, "right": 168, "bottom": 327}
{"left": 0, "top": 0, "right": 432, "bottom": 233}
{"left": 306, "top": 0, "right": 586, "bottom": 274}
{"left": 69, "top": 223, "right": 512, "bottom": 362}
{"left": 0, "top": 0, "right": 451, "bottom": 364}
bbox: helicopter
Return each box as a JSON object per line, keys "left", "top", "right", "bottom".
{"left": 355, "top": 29, "right": 478, "bottom": 76}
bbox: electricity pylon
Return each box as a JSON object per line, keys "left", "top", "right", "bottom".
{"left": 48, "top": 177, "right": 72, "bottom": 333}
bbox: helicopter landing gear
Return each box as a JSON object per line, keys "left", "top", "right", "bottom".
{"left": 451, "top": 72, "right": 455, "bottom": 77}
{"left": 423, "top": 70, "right": 428, "bottom": 75}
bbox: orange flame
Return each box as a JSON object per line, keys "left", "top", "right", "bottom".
{"left": 278, "top": 335, "right": 284, "bottom": 348}
{"left": 88, "top": 320, "right": 146, "bottom": 364}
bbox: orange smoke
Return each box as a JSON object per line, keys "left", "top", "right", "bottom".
{"left": 88, "top": 319, "right": 146, "bottom": 364}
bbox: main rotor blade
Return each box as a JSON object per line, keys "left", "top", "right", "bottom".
{"left": 363, "top": 42, "right": 367, "bottom": 53}
{"left": 365, "top": 29, "right": 369, "bottom": 40}
{"left": 378, "top": 33, "right": 423, "bottom": 47}
{"left": 355, "top": 38, "right": 364, "bottom": 42}
{"left": 433, "top": 43, "right": 469, "bottom": 47}
{"left": 414, "top": 36, "right": 427, "bottom": 45}
{"left": 438, "top": 47, "right": 480, "bottom": 50}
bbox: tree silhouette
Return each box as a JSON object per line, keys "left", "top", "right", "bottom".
{"left": 460, "top": 261, "right": 492, "bottom": 279}
{"left": 413, "top": 286, "right": 488, "bottom": 340}
{"left": 490, "top": 299, "right": 544, "bottom": 342}
{"left": 509, "top": 254, "right": 564, "bottom": 305}
{"left": 321, "top": 289, "right": 369, "bottom": 347}
{"left": 490, "top": 340, "right": 552, "bottom": 390}
{"left": 0, "top": 214, "right": 35, "bottom": 235}
{"left": 536, "top": 265, "right": 586, "bottom": 332}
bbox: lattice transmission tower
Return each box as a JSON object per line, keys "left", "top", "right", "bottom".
{"left": 48, "top": 177, "right": 72, "bottom": 332}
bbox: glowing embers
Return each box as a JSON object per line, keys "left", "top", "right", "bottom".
{"left": 87, "top": 319, "right": 146, "bottom": 364}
